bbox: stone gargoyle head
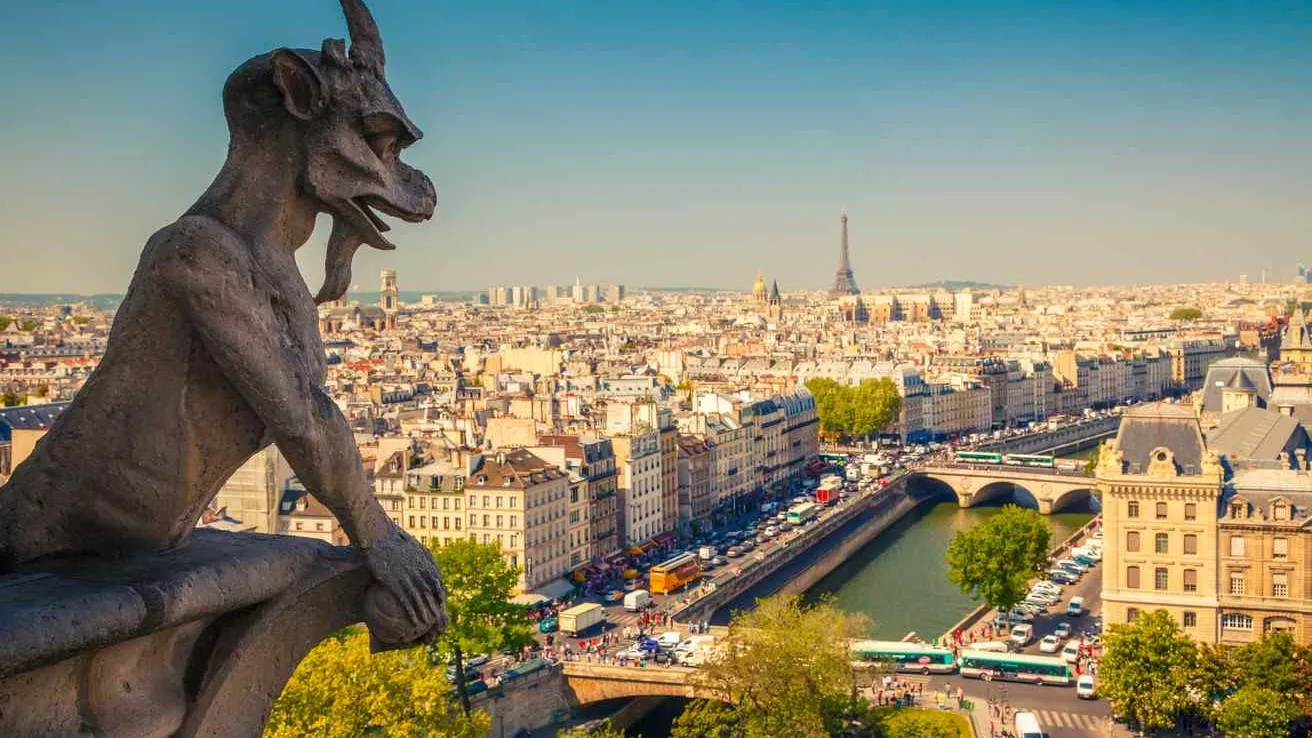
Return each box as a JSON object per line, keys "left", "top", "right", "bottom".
{"left": 220, "top": 0, "right": 435, "bottom": 303}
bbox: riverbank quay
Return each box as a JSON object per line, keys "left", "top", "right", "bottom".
{"left": 668, "top": 477, "right": 919, "bottom": 625}
{"left": 938, "top": 515, "right": 1103, "bottom": 645}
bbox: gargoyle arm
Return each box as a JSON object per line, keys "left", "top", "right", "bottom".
{"left": 154, "top": 217, "right": 392, "bottom": 549}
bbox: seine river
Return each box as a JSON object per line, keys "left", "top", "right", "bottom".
{"left": 628, "top": 491, "right": 1096, "bottom": 736}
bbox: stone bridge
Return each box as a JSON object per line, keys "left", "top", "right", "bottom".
{"left": 561, "top": 662, "right": 722, "bottom": 706}
{"left": 909, "top": 464, "right": 1098, "bottom": 514}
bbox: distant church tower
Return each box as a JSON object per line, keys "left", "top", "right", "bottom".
{"left": 380, "top": 269, "right": 398, "bottom": 330}
{"left": 767, "top": 280, "right": 784, "bottom": 320}
{"left": 830, "top": 213, "right": 860, "bottom": 296}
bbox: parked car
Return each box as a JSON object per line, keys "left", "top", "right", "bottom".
{"left": 1076, "top": 674, "right": 1097, "bottom": 699}
{"left": 1039, "top": 635, "right": 1062, "bottom": 654}
{"left": 1009, "top": 623, "right": 1034, "bottom": 646}
{"left": 1049, "top": 569, "right": 1078, "bottom": 585}
{"left": 726, "top": 546, "right": 743, "bottom": 558}
{"left": 1054, "top": 622, "right": 1073, "bottom": 638}
{"left": 1066, "top": 596, "right": 1086, "bottom": 617}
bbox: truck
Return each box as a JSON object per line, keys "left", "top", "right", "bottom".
{"left": 558, "top": 602, "right": 607, "bottom": 635}
{"left": 623, "top": 589, "right": 651, "bottom": 612}
{"left": 815, "top": 475, "right": 843, "bottom": 506}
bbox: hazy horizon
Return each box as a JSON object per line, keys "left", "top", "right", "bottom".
{"left": 3, "top": 0, "right": 1311, "bottom": 294}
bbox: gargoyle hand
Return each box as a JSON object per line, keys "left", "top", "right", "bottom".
{"left": 362, "top": 523, "right": 447, "bottom": 645}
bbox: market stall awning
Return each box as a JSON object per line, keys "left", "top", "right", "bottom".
{"left": 531, "top": 578, "right": 576, "bottom": 602}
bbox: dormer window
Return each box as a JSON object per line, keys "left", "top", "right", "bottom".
{"left": 1230, "top": 501, "right": 1248, "bottom": 519}
{"left": 1272, "top": 501, "right": 1291, "bottom": 522}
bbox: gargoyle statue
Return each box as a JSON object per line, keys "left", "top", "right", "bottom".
{"left": 0, "top": 0, "right": 444, "bottom": 646}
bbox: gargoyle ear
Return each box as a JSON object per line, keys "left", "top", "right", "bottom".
{"left": 271, "top": 49, "right": 327, "bottom": 121}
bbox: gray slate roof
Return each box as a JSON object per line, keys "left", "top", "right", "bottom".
{"left": 0, "top": 401, "right": 70, "bottom": 443}
{"left": 1200, "top": 358, "right": 1271, "bottom": 413}
{"left": 1115, "top": 402, "right": 1206, "bottom": 475}
{"left": 1207, "top": 407, "right": 1309, "bottom": 465}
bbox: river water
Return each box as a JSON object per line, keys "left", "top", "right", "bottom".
{"left": 629, "top": 477, "right": 1096, "bottom": 736}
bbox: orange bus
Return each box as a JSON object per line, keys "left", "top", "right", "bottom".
{"left": 648, "top": 552, "right": 702, "bottom": 594}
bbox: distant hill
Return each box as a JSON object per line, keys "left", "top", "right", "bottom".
{"left": 901, "top": 280, "right": 1010, "bottom": 291}
{"left": 0, "top": 294, "right": 124, "bottom": 310}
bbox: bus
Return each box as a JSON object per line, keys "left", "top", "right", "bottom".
{"left": 819, "top": 452, "right": 849, "bottom": 465}
{"left": 1002, "top": 454, "right": 1056, "bottom": 468}
{"left": 648, "top": 552, "right": 702, "bottom": 595}
{"left": 955, "top": 450, "right": 1003, "bottom": 464}
{"left": 957, "top": 648, "right": 1074, "bottom": 685}
{"left": 786, "top": 502, "right": 821, "bottom": 525}
{"left": 849, "top": 640, "right": 957, "bottom": 675}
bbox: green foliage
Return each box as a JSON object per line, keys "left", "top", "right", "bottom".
{"left": 675, "top": 595, "right": 876, "bottom": 738}
{"left": 871, "top": 708, "right": 970, "bottom": 738}
{"left": 0, "top": 316, "right": 10, "bottom": 331}
{"left": 264, "top": 630, "right": 489, "bottom": 738}
{"left": 944, "top": 505, "right": 1051, "bottom": 613}
{"left": 17, "top": 318, "right": 39, "bottom": 332}
{"left": 1216, "top": 686, "right": 1302, "bottom": 738}
{"left": 581, "top": 304, "right": 605, "bottom": 314}
{"left": 1082, "top": 456, "right": 1096, "bottom": 477}
{"left": 1169, "top": 307, "right": 1203, "bottom": 321}
{"left": 556, "top": 720, "right": 627, "bottom": 738}
{"left": 1098, "top": 610, "right": 1198, "bottom": 733}
{"left": 805, "top": 378, "right": 902, "bottom": 442}
{"left": 71, "top": 316, "right": 92, "bottom": 326}
{"left": 427, "top": 538, "right": 534, "bottom": 715}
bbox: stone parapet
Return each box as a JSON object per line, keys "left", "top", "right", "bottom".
{"left": 0, "top": 529, "right": 371, "bottom": 738}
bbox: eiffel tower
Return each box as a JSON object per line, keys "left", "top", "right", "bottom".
{"left": 830, "top": 212, "right": 860, "bottom": 296}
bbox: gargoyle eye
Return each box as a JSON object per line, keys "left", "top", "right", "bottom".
{"left": 366, "top": 131, "right": 398, "bottom": 162}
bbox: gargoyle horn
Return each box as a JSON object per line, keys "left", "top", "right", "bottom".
{"left": 341, "top": 0, "right": 385, "bottom": 73}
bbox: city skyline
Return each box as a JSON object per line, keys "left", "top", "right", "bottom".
{"left": 3, "top": 1, "right": 1312, "bottom": 293}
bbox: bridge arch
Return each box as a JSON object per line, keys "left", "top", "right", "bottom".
{"left": 969, "top": 481, "right": 1039, "bottom": 510}
{"left": 1047, "top": 486, "right": 1099, "bottom": 514}
{"left": 905, "top": 475, "right": 958, "bottom": 504}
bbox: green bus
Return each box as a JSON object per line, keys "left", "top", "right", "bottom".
{"left": 849, "top": 640, "right": 957, "bottom": 675}
{"left": 957, "top": 648, "right": 1074, "bottom": 685}
{"left": 954, "top": 450, "right": 1003, "bottom": 464}
{"left": 1002, "top": 454, "right": 1055, "bottom": 468}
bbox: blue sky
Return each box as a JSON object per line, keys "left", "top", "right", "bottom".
{"left": 3, "top": 0, "right": 1311, "bottom": 293}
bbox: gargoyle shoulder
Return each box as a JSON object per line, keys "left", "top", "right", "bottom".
{"left": 150, "top": 215, "right": 255, "bottom": 297}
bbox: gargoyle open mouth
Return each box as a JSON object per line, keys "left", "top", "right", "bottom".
{"left": 352, "top": 195, "right": 429, "bottom": 235}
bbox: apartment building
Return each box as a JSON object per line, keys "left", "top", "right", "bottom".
{"left": 1099, "top": 403, "right": 1312, "bottom": 646}
{"left": 677, "top": 435, "right": 713, "bottom": 534}
{"left": 464, "top": 449, "right": 570, "bottom": 592}
{"left": 611, "top": 429, "right": 664, "bottom": 545}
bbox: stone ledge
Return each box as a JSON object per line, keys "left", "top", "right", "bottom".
{"left": 0, "top": 529, "right": 369, "bottom": 738}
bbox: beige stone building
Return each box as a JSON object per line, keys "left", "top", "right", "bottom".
{"left": 463, "top": 448, "right": 570, "bottom": 593}
{"left": 1098, "top": 402, "right": 1312, "bottom": 646}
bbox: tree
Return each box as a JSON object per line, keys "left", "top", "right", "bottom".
{"left": 944, "top": 505, "right": 1051, "bottom": 614}
{"left": 0, "top": 316, "right": 10, "bottom": 331}
{"left": 427, "top": 538, "right": 534, "bottom": 717}
{"left": 17, "top": 318, "right": 39, "bottom": 332}
{"left": 850, "top": 378, "right": 902, "bottom": 438}
{"left": 1098, "top": 610, "right": 1199, "bottom": 733}
{"left": 1169, "top": 307, "right": 1202, "bottom": 321}
{"left": 673, "top": 595, "right": 875, "bottom": 738}
{"left": 873, "top": 708, "right": 970, "bottom": 738}
{"left": 806, "top": 378, "right": 850, "bottom": 443}
{"left": 556, "top": 720, "right": 627, "bottom": 738}
{"left": 581, "top": 304, "right": 605, "bottom": 314}
{"left": 264, "top": 630, "right": 489, "bottom": 738}
{"left": 1216, "top": 686, "right": 1302, "bottom": 738}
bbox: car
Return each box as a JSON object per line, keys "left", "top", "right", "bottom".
{"left": 756, "top": 534, "right": 769, "bottom": 545}
{"left": 1057, "top": 559, "right": 1088, "bottom": 574}
{"left": 1038, "top": 635, "right": 1062, "bottom": 654}
{"left": 1054, "top": 622, "right": 1073, "bottom": 638}
{"left": 778, "top": 522, "right": 793, "bottom": 532}
{"left": 1076, "top": 674, "right": 1097, "bottom": 699}
{"left": 765, "top": 526, "right": 778, "bottom": 537}
{"left": 1049, "top": 570, "right": 1078, "bottom": 585}
{"left": 1066, "top": 596, "right": 1086, "bottom": 617}
{"left": 726, "top": 546, "right": 743, "bottom": 558}
{"left": 992, "top": 612, "right": 1013, "bottom": 630}
{"left": 1061, "top": 640, "right": 1081, "bottom": 664}
{"left": 740, "top": 540, "right": 756, "bottom": 552}
{"left": 538, "top": 617, "right": 558, "bottom": 633}
{"left": 712, "top": 556, "right": 728, "bottom": 566}
{"left": 445, "top": 664, "right": 480, "bottom": 683}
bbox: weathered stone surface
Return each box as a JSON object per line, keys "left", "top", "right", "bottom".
{"left": 0, "top": 1, "right": 447, "bottom": 734}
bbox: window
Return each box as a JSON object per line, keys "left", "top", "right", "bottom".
{"left": 1156, "top": 533, "right": 1169, "bottom": 554}
{"left": 1274, "top": 538, "right": 1288, "bottom": 560}
{"left": 468, "top": 495, "right": 475, "bottom": 506}
{"left": 1229, "top": 571, "right": 1246, "bottom": 596}
{"left": 483, "top": 495, "right": 490, "bottom": 507}
{"left": 420, "top": 516, "right": 426, "bottom": 529}
{"left": 1127, "top": 501, "right": 1140, "bottom": 518}
{"left": 1222, "top": 613, "right": 1253, "bottom": 630}
{"left": 1126, "top": 566, "right": 1141, "bottom": 589}
{"left": 1184, "top": 503, "right": 1196, "bottom": 520}
{"left": 1184, "top": 569, "right": 1198, "bottom": 592}
{"left": 1184, "top": 534, "right": 1197, "bottom": 555}
{"left": 468, "top": 514, "right": 475, "bottom": 525}
{"left": 409, "top": 515, "right": 415, "bottom": 528}
{"left": 483, "top": 514, "right": 490, "bottom": 527}
{"left": 511, "top": 516, "right": 517, "bottom": 527}
{"left": 496, "top": 515, "right": 503, "bottom": 528}
{"left": 1230, "top": 501, "right": 1246, "bottom": 519}
{"left": 1127, "top": 608, "right": 1140, "bottom": 622}
{"left": 1272, "top": 502, "right": 1290, "bottom": 521}
{"left": 454, "top": 518, "right": 461, "bottom": 530}
{"left": 1156, "top": 502, "right": 1168, "bottom": 520}
{"left": 510, "top": 496, "right": 517, "bottom": 507}
{"left": 1127, "top": 531, "right": 1141, "bottom": 552}
{"left": 454, "top": 476, "right": 465, "bottom": 491}
{"left": 1273, "top": 572, "right": 1289, "bottom": 598}
{"left": 1155, "top": 567, "right": 1169, "bottom": 590}
{"left": 443, "top": 516, "right": 450, "bottom": 530}
{"left": 1230, "top": 536, "right": 1246, "bottom": 557}
{"left": 1183, "top": 611, "right": 1197, "bottom": 627}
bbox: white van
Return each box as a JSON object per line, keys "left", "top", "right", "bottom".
{"left": 1009, "top": 623, "right": 1034, "bottom": 646}
{"left": 699, "top": 546, "right": 715, "bottom": 561}
{"left": 1013, "top": 711, "right": 1043, "bottom": 738}
{"left": 1066, "top": 596, "right": 1086, "bottom": 617}
{"left": 971, "top": 640, "right": 1010, "bottom": 653}
{"left": 623, "top": 589, "right": 651, "bottom": 612}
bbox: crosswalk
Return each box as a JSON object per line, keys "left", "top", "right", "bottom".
{"left": 1030, "top": 709, "right": 1104, "bottom": 732}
